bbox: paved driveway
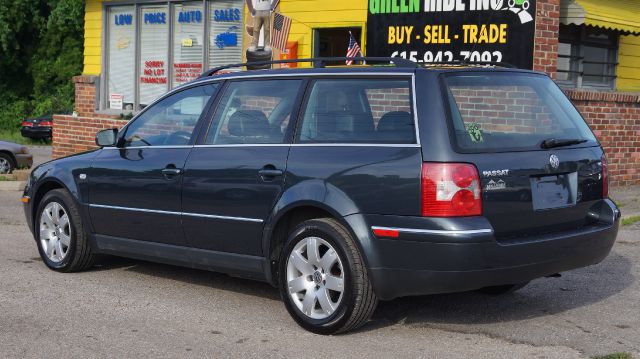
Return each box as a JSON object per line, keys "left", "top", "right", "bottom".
{"left": 29, "top": 146, "right": 52, "bottom": 167}
{"left": 0, "top": 190, "right": 637, "bottom": 358}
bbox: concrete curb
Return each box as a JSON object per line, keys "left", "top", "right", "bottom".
{"left": 0, "top": 181, "right": 26, "bottom": 192}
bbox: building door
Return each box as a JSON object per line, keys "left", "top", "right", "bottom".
{"left": 313, "top": 27, "right": 362, "bottom": 66}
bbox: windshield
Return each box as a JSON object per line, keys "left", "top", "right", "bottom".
{"left": 442, "top": 72, "right": 598, "bottom": 153}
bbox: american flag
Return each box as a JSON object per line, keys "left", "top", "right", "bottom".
{"left": 346, "top": 32, "right": 362, "bottom": 65}
{"left": 271, "top": 12, "right": 291, "bottom": 52}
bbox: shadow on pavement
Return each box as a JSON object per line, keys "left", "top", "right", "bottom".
{"left": 90, "top": 249, "right": 633, "bottom": 332}
{"left": 362, "top": 251, "right": 633, "bottom": 332}
{"left": 94, "top": 255, "right": 281, "bottom": 301}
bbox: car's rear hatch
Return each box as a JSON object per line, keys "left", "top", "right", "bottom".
{"left": 442, "top": 72, "right": 607, "bottom": 242}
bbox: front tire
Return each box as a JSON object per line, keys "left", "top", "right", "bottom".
{"left": 279, "top": 218, "right": 377, "bottom": 334}
{"left": 0, "top": 153, "right": 14, "bottom": 174}
{"left": 35, "top": 189, "right": 95, "bottom": 272}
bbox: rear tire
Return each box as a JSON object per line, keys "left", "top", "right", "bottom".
{"left": 279, "top": 218, "right": 377, "bottom": 334}
{"left": 35, "top": 189, "right": 95, "bottom": 272}
{"left": 478, "top": 282, "right": 529, "bottom": 295}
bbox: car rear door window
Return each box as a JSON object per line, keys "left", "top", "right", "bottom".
{"left": 298, "top": 79, "right": 416, "bottom": 144}
{"left": 123, "top": 84, "right": 218, "bottom": 147}
{"left": 205, "top": 79, "right": 302, "bottom": 145}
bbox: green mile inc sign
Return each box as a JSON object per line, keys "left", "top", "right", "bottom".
{"left": 366, "top": 0, "right": 536, "bottom": 69}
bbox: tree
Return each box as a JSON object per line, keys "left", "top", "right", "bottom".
{"left": 0, "top": 0, "right": 83, "bottom": 132}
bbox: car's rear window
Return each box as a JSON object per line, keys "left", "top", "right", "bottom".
{"left": 442, "top": 72, "right": 598, "bottom": 152}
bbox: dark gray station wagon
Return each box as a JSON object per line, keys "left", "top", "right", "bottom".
{"left": 23, "top": 59, "right": 620, "bottom": 334}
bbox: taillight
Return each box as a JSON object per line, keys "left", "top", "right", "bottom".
{"left": 21, "top": 121, "right": 32, "bottom": 127}
{"left": 422, "top": 163, "right": 482, "bottom": 217}
{"left": 601, "top": 155, "right": 609, "bottom": 199}
{"left": 39, "top": 121, "right": 53, "bottom": 127}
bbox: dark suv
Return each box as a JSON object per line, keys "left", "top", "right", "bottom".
{"left": 22, "top": 59, "right": 620, "bottom": 334}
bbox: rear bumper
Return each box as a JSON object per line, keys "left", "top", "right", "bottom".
{"left": 346, "top": 199, "right": 620, "bottom": 300}
{"left": 21, "top": 127, "right": 51, "bottom": 139}
{"left": 15, "top": 153, "right": 33, "bottom": 169}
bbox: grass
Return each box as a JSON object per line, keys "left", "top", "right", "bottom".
{"left": 0, "top": 130, "right": 50, "bottom": 146}
{"left": 622, "top": 215, "right": 640, "bottom": 226}
{"left": 593, "top": 353, "right": 633, "bottom": 359}
{"left": 0, "top": 175, "right": 17, "bottom": 181}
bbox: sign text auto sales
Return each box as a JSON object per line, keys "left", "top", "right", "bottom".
{"left": 366, "top": 0, "right": 536, "bottom": 69}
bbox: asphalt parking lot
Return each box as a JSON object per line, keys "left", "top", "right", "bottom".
{"left": 1, "top": 188, "right": 638, "bottom": 358}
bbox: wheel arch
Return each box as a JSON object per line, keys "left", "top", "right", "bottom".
{"left": 262, "top": 198, "right": 371, "bottom": 287}
{"left": 31, "top": 179, "right": 73, "bottom": 229}
{"left": 0, "top": 150, "right": 17, "bottom": 169}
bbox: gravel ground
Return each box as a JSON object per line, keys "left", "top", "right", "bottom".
{"left": 0, "top": 190, "right": 638, "bottom": 359}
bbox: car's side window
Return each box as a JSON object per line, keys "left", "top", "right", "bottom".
{"left": 298, "top": 79, "right": 416, "bottom": 144}
{"left": 123, "top": 84, "right": 218, "bottom": 147}
{"left": 205, "top": 79, "right": 302, "bottom": 145}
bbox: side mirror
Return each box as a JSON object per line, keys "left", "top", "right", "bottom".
{"left": 96, "top": 128, "right": 119, "bottom": 147}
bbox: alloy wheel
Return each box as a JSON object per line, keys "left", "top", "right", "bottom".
{"left": 39, "top": 202, "right": 71, "bottom": 263}
{"left": 286, "top": 236, "right": 345, "bottom": 320}
{"left": 0, "top": 158, "right": 10, "bottom": 174}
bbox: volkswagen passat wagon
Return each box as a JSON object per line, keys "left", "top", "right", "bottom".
{"left": 23, "top": 62, "right": 620, "bottom": 334}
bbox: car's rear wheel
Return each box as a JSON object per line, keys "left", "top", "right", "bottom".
{"left": 0, "top": 153, "right": 14, "bottom": 174}
{"left": 36, "top": 189, "right": 95, "bottom": 272}
{"left": 279, "top": 218, "right": 377, "bottom": 334}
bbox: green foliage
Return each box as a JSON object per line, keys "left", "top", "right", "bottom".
{"left": 0, "top": 0, "right": 83, "bottom": 139}
{"left": 592, "top": 353, "right": 633, "bottom": 359}
{"left": 622, "top": 215, "right": 640, "bottom": 226}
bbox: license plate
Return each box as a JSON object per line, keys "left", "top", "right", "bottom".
{"left": 530, "top": 172, "right": 578, "bottom": 210}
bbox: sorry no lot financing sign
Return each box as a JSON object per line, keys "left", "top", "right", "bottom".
{"left": 366, "top": 0, "right": 536, "bottom": 69}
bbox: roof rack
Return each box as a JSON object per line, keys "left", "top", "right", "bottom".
{"left": 422, "top": 60, "right": 517, "bottom": 68}
{"left": 198, "top": 57, "right": 517, "bottom": 78}
{"left": 199, "top": 57, "right": 418, "bottom": 78}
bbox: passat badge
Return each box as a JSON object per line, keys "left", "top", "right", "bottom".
{"left": 549, "top": 154, "right": 560, "bottom": 169}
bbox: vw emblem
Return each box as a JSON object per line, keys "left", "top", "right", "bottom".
{"left": 549, "top": 154, "right": 560, "bottom": 169}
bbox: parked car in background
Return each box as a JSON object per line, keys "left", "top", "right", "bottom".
{"left": 21, "top": 115, "right": 53, "bottom": 141}
{"left": 0, "top": 141, "right": 32, "bottom": 174}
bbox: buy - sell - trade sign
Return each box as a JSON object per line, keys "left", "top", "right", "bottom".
{"left": 366, "top": 0, "right": 536, "bottom": 69}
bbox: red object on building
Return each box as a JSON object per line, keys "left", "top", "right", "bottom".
{"left": 279, "top": 41, "right": 298, "bottom": 68}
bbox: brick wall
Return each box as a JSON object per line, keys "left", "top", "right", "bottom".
{"left": 451, "top": 87, "right": 556, "bottom": 134}
{"left": 533, "top": 0, "right": 560, "bottom": 78}
{"left": 567, "top": 90, "right": 640, "bottom": 186}
{"left": 52, "top": 76, "right": 126, "bottom": 159}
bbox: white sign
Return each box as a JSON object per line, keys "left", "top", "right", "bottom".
{"left": 110, "top": 93, "right": 124, "bottom": 110}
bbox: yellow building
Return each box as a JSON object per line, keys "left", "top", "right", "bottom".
{"left": 82, "top": 0, "right": 640, "bottom": 112}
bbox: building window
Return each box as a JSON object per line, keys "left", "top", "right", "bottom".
{"left": 557, "top": 25, "right": 619, "bottom": 89}
{"left": 139, "top": 5, "right": 170, "bottom": 108}
{"left": 103, "top": 1, "right": 245, "bottom": 112}
{"left": 107, "top": 6, "right": 136, "bottom": 110}
{"left": 209, "top": 0, "right": 244, "bottom": 69}
{"left": 173, "top": 2, "right": 205, "bottom": 86}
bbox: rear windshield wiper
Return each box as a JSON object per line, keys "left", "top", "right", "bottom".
{"left": 540, "top": 138, "right": 588, "bottom": 149}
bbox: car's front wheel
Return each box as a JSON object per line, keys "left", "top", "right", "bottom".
{"left": 35, "top": 189, "right": 95, "bottom": 272}
{"left": 0, "top": 153, "right": 14, "bottom": 174}
{"left": 279, "top": 218, "right": 377, "bottom": 334}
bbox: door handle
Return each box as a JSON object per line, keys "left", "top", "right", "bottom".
{"left": 258, "top": 167, "right": 283, "bottom": 180}
{"left": 162, "top": 168, "right": 183, "bottom": 176}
